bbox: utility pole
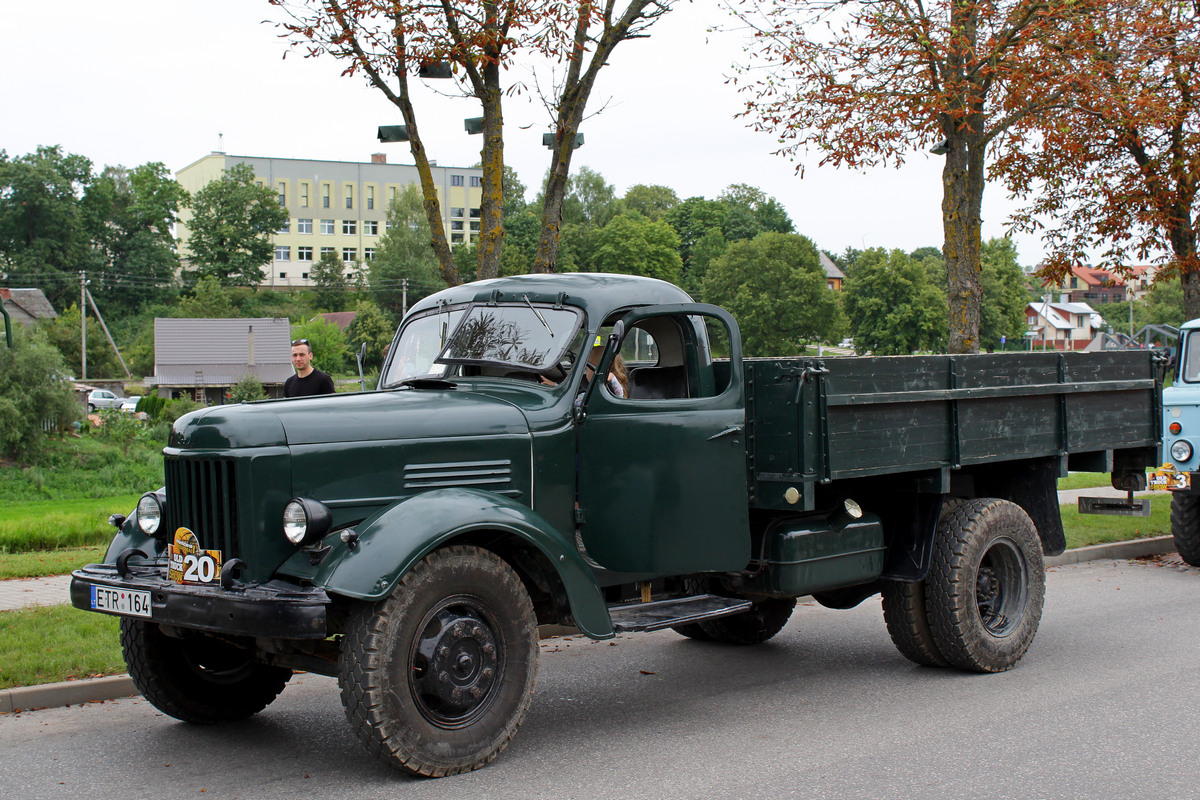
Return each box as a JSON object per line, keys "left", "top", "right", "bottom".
{"left": 402, "top": 278, "right": 409, "bottom": 317}
{"left": 80, "top": 271, "right": 87, "bottom": 380}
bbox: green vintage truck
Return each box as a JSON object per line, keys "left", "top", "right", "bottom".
{"left": 71, "top": 273, "right": 1162, "bottom": 776}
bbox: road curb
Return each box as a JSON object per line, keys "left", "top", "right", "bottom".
{"left": 1044, "top": 535, "right": 1176, "bottom": 567}
{"left": 0, "top": 674, "right": 137, "bottom": 714}
{"left": 1, "top": 536, "right": 1181, "bottom": 715}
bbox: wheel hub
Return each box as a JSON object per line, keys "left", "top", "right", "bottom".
{"left": 410, "top": 601, "right": 501, "bottom": 727}
{"left": 975, "top": 538, "right": 1028, "bottom": 637}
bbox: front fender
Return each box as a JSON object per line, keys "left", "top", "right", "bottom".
{"left": 313, "top": 488, "right": 613, "bottom": 639}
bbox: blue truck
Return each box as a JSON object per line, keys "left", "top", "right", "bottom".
{"left": 1155, "top": 316, "right": 1200, "bottom": 565}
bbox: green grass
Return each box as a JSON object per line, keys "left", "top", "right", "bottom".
{"left": 0, "top": 495, "right": 139, "bottom": 553}
{"left": 1056, "top": 472, "right": 1113, "bottom": 491}
{"left": 0, "top": 435, "right": 163, "bottom": 504}
{"left": 0, "top": 606, "right": 125, "bottom": 690}
{"left": 1060, "top": 497, "right": 1170, "bottom": 549}
{"left": 0, "top": 547, "right": 106, "bottom": 580}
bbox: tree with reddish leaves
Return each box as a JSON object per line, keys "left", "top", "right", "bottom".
{"left": 270, "top": 0, "right": 672, "bottom": 285}
{"left": 733, "top": 0, "right": 1090, "bottom": 353}
{"left": 998, "top": 1, "right": 1200, "bottom": 319}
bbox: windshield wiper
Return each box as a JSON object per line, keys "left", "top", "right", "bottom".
{"left": 523, "top": 295, "right": 554, "bottom": 338}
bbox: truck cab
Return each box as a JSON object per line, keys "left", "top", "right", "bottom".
{"left": 1158, "top": 317, "right": 1200, "bottom": 565}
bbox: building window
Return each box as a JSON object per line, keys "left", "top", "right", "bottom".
{"left": 275, "top": 245, "right": 290, "bottom": 261}
{"left": 451, "top": 207, "right": 464, "bottom": 218}
{"left": 298, "top": 218, "right": 313, "bottom": 234}
{"left": 451, "top": 220, "right": 464, "bottom": 231}
{"left": 302, "top": 272, "right": 310, "bottom": 280}
{"left": 279, "top": 272, "right": 287, "bottom": 279}
{"left": 278, "top": 220, "right": 290, "bottom": 234}
{"left": 345, "top": 185, "right": 353, "bottom": 209}
{"left": 469, "top": 208, "right": 481, "bottom": 218}
{"left": 469, "top": 221, "right": 481, "bottom": 231}
{"left": 364, "top": 220, "right": 379, "bottom": 236}
{"left": 451, "top": 175, "right": 464, "bottom": 186}
{"left": 277, "top": 181, "right": 287, "bottom": 206}
{"left": 469, "top": 176, "right": 481, "bottom": 188}
{"left": 298, "top": 246, "right": 313, "bottom": 261}
{"left": 367, "top": 186, "right": 375, "bottom": 210}
{"left": 321, "top": 247, "right": 336, "bottom": 258}
{"left": 452, "top": 233, "right": 464, "bottom": 243}
{"left": 343, "top": 248, "right": 357, "bottom": 262}
{"left": 300, "top": 183, "right": 310, "bottom": 208}
{"left": 322, "top": 183, "right": 331, "bottom": 208}
{"left": 386, "top": 219, "right": 393, "bottom": 232}
{"left": 343, "top": 220, "right": 357, "bottom": 235}
{"left": 321, "top": 219, "right": 335, "bottom": 235}
{"left": 364, "top": 247, "right": 376, "bottom": 260}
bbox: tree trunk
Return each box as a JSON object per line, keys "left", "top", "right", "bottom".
{"left": 476, "top": 65, "right": 505, "bottom": 281}
{"left": 941, "top": 133, "right": 986, "bottom": 354}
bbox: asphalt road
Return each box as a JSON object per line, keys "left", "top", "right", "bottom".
{"left": 4, "top": 557, "right": 1199, "bottom": 800}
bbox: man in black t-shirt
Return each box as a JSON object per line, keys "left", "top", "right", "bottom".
{"left": 284, "top": 339, "right": 336, "bottom": 397}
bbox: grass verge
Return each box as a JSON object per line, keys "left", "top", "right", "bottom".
{"left": 1057, "top": 472, "right": 1113, "bottom": 491}
{"left": 0, "top": 547, "right": 107, "bottom": 580}
{"left": 0, "top": 495, "right": 138, "bottom": 553}
{"left": 0, "top": 606, "right": 125, "bottom": 690}
{"left": 1060, "top": 497, "right": 1170, "bottom": 549}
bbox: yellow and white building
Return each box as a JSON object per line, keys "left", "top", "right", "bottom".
{"left": 176, "top": 153, "right": 484, "bottom": 288}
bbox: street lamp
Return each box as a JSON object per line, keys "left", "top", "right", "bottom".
{"left": 377, "top": 125, "right": 410, "bottom": 143}
{"left": 464, "top": 117, "right": 483, "bottom": 135}
{"left": 543, "top": 132, "right": 584, "bottom": 149}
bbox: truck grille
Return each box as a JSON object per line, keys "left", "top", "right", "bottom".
{"left": 164, "top": 456, "right": 240, "bottom": 555}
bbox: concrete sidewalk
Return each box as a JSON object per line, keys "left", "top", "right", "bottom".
{"left": 0, "top": 574, "right": 72, "bottom": 612}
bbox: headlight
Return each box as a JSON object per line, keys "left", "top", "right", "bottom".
{"left": 282, "top": 498, "right": 332, "bottom": 546}
{"left": 136, "top": 493, "right": 163, "bottom": 535}
{"left": 1170, "top": 439, "right": 1194, "bottom": 464}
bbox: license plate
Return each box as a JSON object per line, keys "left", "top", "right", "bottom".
{"left": 90, "top": 585, "right": 152, "bottom": 618}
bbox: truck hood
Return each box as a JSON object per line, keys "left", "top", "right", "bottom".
{"left": 170, "top": 388, "right": 530, "bottom": 449}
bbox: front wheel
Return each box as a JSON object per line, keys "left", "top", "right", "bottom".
{"left": 339, "top": 545, "right": 538, "bottom": 777}
{"left": 925, "top": 498, "right": 1045, "bottom": 673}
{"left": 120, "top": 619, "right": 291, "bottom": 723}
{"left": 1170, "top": 492, "right": 1200, "bottom": 567}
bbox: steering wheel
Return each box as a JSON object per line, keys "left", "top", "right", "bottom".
{"left": 542, "top": 349, "right": 576, "bottom": 384}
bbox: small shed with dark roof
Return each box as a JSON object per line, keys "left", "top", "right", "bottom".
{"left": 149, "top": 318, "right": 294, "bottom": 403}
{"left": 1, "top": 288, "right": 58, "bottom": 326}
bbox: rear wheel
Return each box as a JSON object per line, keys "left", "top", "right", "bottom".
{"left": 695, "top": 597, "right": 796, "bottom": 645}
{"left": 1170, "top": 492, "right": 1200, "bottom": 567}
{"left": 881, "top": 579, "right": 948, "bottom": 667}
{"left": 120, "top": 619, "right": 291, "bottom": 723}
{"left": 925, "top": 498, "right": 1045, "bottom": 673}
{"left": 339, "top": 546, "right": 538, "bottom": 777}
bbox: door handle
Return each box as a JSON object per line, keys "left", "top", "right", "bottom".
{"left": 708, "top": 425, "right": 744, "bottom": 441}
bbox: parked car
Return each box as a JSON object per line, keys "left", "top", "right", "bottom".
{"left": 120, "top": 396, "right": 142, "bottom": 413}
{"left": 86, "top": 389, "right": 125, "bottom": 412}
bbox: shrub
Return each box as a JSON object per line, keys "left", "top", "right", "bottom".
{"left": 0, "top": 327, "right": 80, "bottom": 461}
{"left": 229, "top": 374, "right": 267, "bottom": 403}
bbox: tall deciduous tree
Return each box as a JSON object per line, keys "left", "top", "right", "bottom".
{"left": 736, "top": 0, "right": 1088, "bottom": 352}
{"left": 702, "top": 231, "right": 844, "bottom": 356}
{"left": 272, "top": 0, "right": 673, "bottom": 282}
{"left": 370, "top": 184, "right": 445, "bottom": 319}
{"left": 1000, "top": 1, "right": 1200, "bottom": 318}
{"left": 591, "top": 215, "right": 682, "bottom": 283}
{"left": 843, "top": 248, "right": 948, "bottom": 355}
{"left": 185, "top": 163, "right": 289, "bottom": 288}
{"left": 0, "top": 146, "right": 99, "bottom": 308}
{"left": 310, "top": 250, "right": 350, "bottom": 312}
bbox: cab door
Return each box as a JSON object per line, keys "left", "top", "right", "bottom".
{"left": 575, "top": 305, "right": 751, "bottom": 575}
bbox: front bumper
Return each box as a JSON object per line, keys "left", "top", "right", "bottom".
{"left": 70, "top": 562, "right": 329, "bottom": 639}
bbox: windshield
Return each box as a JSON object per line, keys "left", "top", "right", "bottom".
{"left": 436, "top": 302, "right": 583, "bottom": 373}
{"left": 381, "top": 305, "right": 467, "bottom": 386}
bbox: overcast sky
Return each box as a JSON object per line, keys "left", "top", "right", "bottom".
{"left": 2, "top": 0, "right": 1047, "bottom": 266}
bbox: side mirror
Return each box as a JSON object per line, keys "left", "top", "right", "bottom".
{"left": 357, "top": 342, "right": 368, "bottom": 392}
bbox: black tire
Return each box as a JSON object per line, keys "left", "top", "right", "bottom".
{"left": 696, "top": 597, "right": 796, "bottom": 645}
{"left": 119, "top": 618, "right": 291, "bottom": 723}
{"left": 339, "top": 545, "right": 538, "bottom": 777}
{"left": 926, "top": 498, "right": 1045, "bottom": 673}
{"left": 670, "top": 620, "right": 716, "bottom": 641}
{"left": 880, "top": 579, "right": 949, "bottom": 667}
{"left": 87, "top": 404, "right": 96, "bottom": 412}
{"left": 1170, "top": 493, "right": 1200, "bottom": 567}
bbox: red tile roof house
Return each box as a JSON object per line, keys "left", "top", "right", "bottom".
{"left": 148, "top": 318, "right": 294, "bottom": 403}
{"left": 1025, "top": 299, "right": 1106, "bottom": 351}
{"left": 1052, "top": 264, "right": 1159, "bottom": 304}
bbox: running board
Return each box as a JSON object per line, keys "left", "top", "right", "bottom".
{"left": 1078, "top": 494, "right": 1151, "bottom": 517}
{"left": 609, "top": 594, "right": 753, "bottom": 633}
